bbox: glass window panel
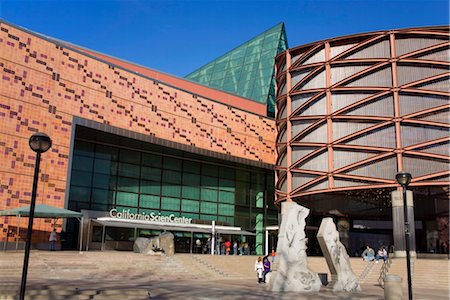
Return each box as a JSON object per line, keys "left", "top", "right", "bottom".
{"left": 182, "top": 186, "right": 200, "bottom": 199}
{"left": 183, "top": 173, "right": 200, "bottom": 186}
{"left": 219, "top": 167, "right": 235, "bottom": 180}
{"left": 201, "top": 188, "right": 218, "bottom": 202}
{"left": 117, "top": 177, "right": 139, "bottom": 193}
{"left": 229, "top": 57, "right": 245, "bottom": 66}
{"left": 218, "top": 204, "right": 234, "bottom": 216}
{"left": 181, "top": 199, "right": 200, "bottom": 213}
{"left": 161, "top": 184, "right": 181, "bottom": 197}
{"left": 91, "top": 188, "right": 114, "bottom": 205}
{"left": 69, "top": 186, "right": 91, "bottom": 202}
{"left": 235, "top": 181, "right": 249, "bottom": 205}
{"left": 74, "top": 141, "right": 94, "bottom": 157}
{"left": 140, "top": 180, "right": 161, "bottom": 195}
{"left": 202, "top": 164, "right": 218, "bottom": 177}
{"left": 92, "top": 173, "right": 116, "bottom": 190}
{"left": 217, "top": 216, "right": 227, "bottom": 223}
{"left": 115, "top": 206, "right": 138, "bottom": 214}
{"left": 183, "top": 161, "right": 201, "bottom": 174}
{"left": 141, "top": 166, "right": 161, "bottom": 182}
{"left": 160, "top": 211, "right": 181, "bottom": 217}
{"left": 200, "top": 202, "right": 217, "bottom": 215}
{"left": 142, "top": 153, "right": 162, "bottom": 168}
{"left": 164, "top": 157, "right": 182, "bottom": 171}
{"left": 200, "top": 214, "right": 217, "bottom": 221}
{"left": 95, "top": 144, "right": 118, "bottom": 161}
{"left": 225, "top": 67, "right": 242, "bottom": 78}
{"left": 91, "top": 203, "right": 109, "bottom": 212}
{"left": 72, "top": 155, "right": 94, "bottom": 172}
{"left": 162, "top": 170, "right": 182, "bottom": 184}
{"left": 116, "top": 192, "right": 138, "bottom": 207}
{"left": 211, "top": 70, "right": 225, "bottom": 80}
{"left": 161, "top": 197, "right": 180, "bottom": 211}
{"left": 222, "top": 85, "right": 237, "bottom": 93}
{"left": 183, "top": 213, "right": 199, "bottom": 220}
{"left": 252, "top": 173, "right": 265, "bottom": 185}
{"left": 118, "top": 162, "right": 140, "bottom": 178}
{"left": 219, "top": 178, "right": 235, "bottom": 192}
{"left": 140, "top": 194, "right": 160, "bottom": 209}
{"left": 243, "top": 63, "right": 258, "bottom": 73}
{"left": 71, "top": 170, "right": 92, "bottom": 187}
{"left": 213, "top": 63, "right": 227, "bottom": 73}
{"left": 72, "top": 201, "right": 90, "bottom": 211}
{"left": 94, "top": 159, "right": 117, "bottom": 175}
{"left": 237, "top": 80, "right": 253, "bottom": 90}
{"left": 236, "top": 170, "right": 250, "bottom": 182}
{"left": 119, "top": 149, "right": 141, "bottom": 164}
{"left": 209, "top": 79, "right": 223, "bottom": 88}
{"left": 244, "top": 54, "right": 260, "bottom": 65}
{"left": 260, "top": 49, "right": 276, "bottom": 61}
{"left": 202, "top": 175, "right": 218, "bottom": 188}
{"left": 138, "top": 208, "right": 158, "bottom": 215}
{"left": 218, "top": 190, "right": 234, "bottom": 204}
{"left": 230, "top": 47, "right": 246, "bottom": 59}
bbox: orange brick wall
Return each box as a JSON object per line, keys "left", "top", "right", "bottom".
{"left": 0, "top": 22, "right": 276, "bottom": 243}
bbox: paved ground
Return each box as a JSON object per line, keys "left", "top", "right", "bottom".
{"left": 0, "top": 251, "right": 448, "bottom": 299}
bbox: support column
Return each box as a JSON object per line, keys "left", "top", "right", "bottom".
{"left": 391, "top": 190, "right": 416, "bottom": 257}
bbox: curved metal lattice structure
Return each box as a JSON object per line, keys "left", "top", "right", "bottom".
{"left": 275, "top": 26, "right": 450, "bottom": 204}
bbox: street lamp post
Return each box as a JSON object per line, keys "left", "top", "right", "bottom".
{"left": 19, "top": 133, "right": 52, "bottom": 300}
{"left": 395, "top": 171, "right": 413, "bottom": 300}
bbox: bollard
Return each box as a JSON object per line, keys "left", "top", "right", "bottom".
{"left": 384, "top": 274, "right": 403, "bottom": 300}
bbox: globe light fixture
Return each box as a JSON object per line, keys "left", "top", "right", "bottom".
{"left": 396, "top": 171, "right": 412, "bottom": 187}
{"left": 20, "top": 133, "right": 52, "bottom": 300}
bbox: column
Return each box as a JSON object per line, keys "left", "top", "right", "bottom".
{"left": 391, "top": 190, "right": 416, "bottom": 257}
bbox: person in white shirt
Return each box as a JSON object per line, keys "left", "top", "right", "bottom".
{"left": 254, "top": 256, "right": 264, "bottom": 283}
{"left": 49, "top": 229, "right": 57, "bottom": 251}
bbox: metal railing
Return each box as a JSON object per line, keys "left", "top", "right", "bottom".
{"left": 378, "top": 257, "right": 393, "bottom": 287}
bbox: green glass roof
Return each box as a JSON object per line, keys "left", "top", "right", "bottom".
{"left": 185, "top": 23, "right": 288, "bottom": 117}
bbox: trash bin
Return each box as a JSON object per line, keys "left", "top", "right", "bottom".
{"left": 318, "top": 273, "right": 328, "bottom": 286}
{"left": 384, "top": 274, "right": 403, "bottom": 300}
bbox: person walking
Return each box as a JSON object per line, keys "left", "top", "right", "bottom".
{"left": 233, "top": 241, "right": 238, "bottom": 255}
{"left": 262, "top": 255, "right": 271, "bottom": 283}
{"left": 243, "top": 242, "right": 249, "bottom": 255}
{"left": 224, "top": 240, "right": 231, "bottom": 255}
{"left": 49, "top": 228, "right": 57, "bottom": 251}
{"left": 254, "top": 256, "right": 264, "bottom": 284}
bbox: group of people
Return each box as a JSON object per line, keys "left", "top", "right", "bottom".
{"left": 202, "top": 238, "right": 252, "bottom": 255}
{"left": 361, "top": 245, "right": 388, "bottom": 263}
{"left": 254, "top": 255, "right": 271, "bottom": 284}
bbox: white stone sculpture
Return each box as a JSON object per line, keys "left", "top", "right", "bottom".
{"left": 317, "top": 217, "right": 361, "bottom": 292}
{"left": 268, "top": 202, "right": 321, "bottom": 292}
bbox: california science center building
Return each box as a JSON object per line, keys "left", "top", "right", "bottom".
{"left": 0, "top": 19, "right": 448, "bottom": 256}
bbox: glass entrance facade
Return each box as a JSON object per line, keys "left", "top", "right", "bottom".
{"left": 67, "top": 126, "right": 278, "bottom": 254}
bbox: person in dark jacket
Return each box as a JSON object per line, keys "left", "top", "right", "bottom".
{"left": 262, "top": 255, "right": 271, "bottom": 283}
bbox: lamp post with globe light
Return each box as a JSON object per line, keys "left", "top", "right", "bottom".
{"left": 19, "top": 133, "right": 52, "bottom": 300}
{"left": 395, "top": 171, "right": 413, "bottom": 300}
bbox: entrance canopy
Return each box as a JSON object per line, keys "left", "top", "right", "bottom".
{"left": 94, "top": 217, "right": 256, "bottom": 236}
{"left": 0, "top": 204, "right": 82, "bottom": 218}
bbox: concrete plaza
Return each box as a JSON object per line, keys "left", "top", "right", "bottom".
{"left": 0, "top": 251, "right": 448, "bottom": 299}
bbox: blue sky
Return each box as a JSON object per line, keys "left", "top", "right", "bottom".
{"left": 0, "top": 0, "right": 448, "bottom": 77}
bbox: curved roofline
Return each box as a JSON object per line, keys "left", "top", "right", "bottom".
{"left": 277, "top": 25, "right": 449, "bottom": 59}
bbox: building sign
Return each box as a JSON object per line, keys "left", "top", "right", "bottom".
{"left": 109, "top": 208, "right": 192, "bottom": 224}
